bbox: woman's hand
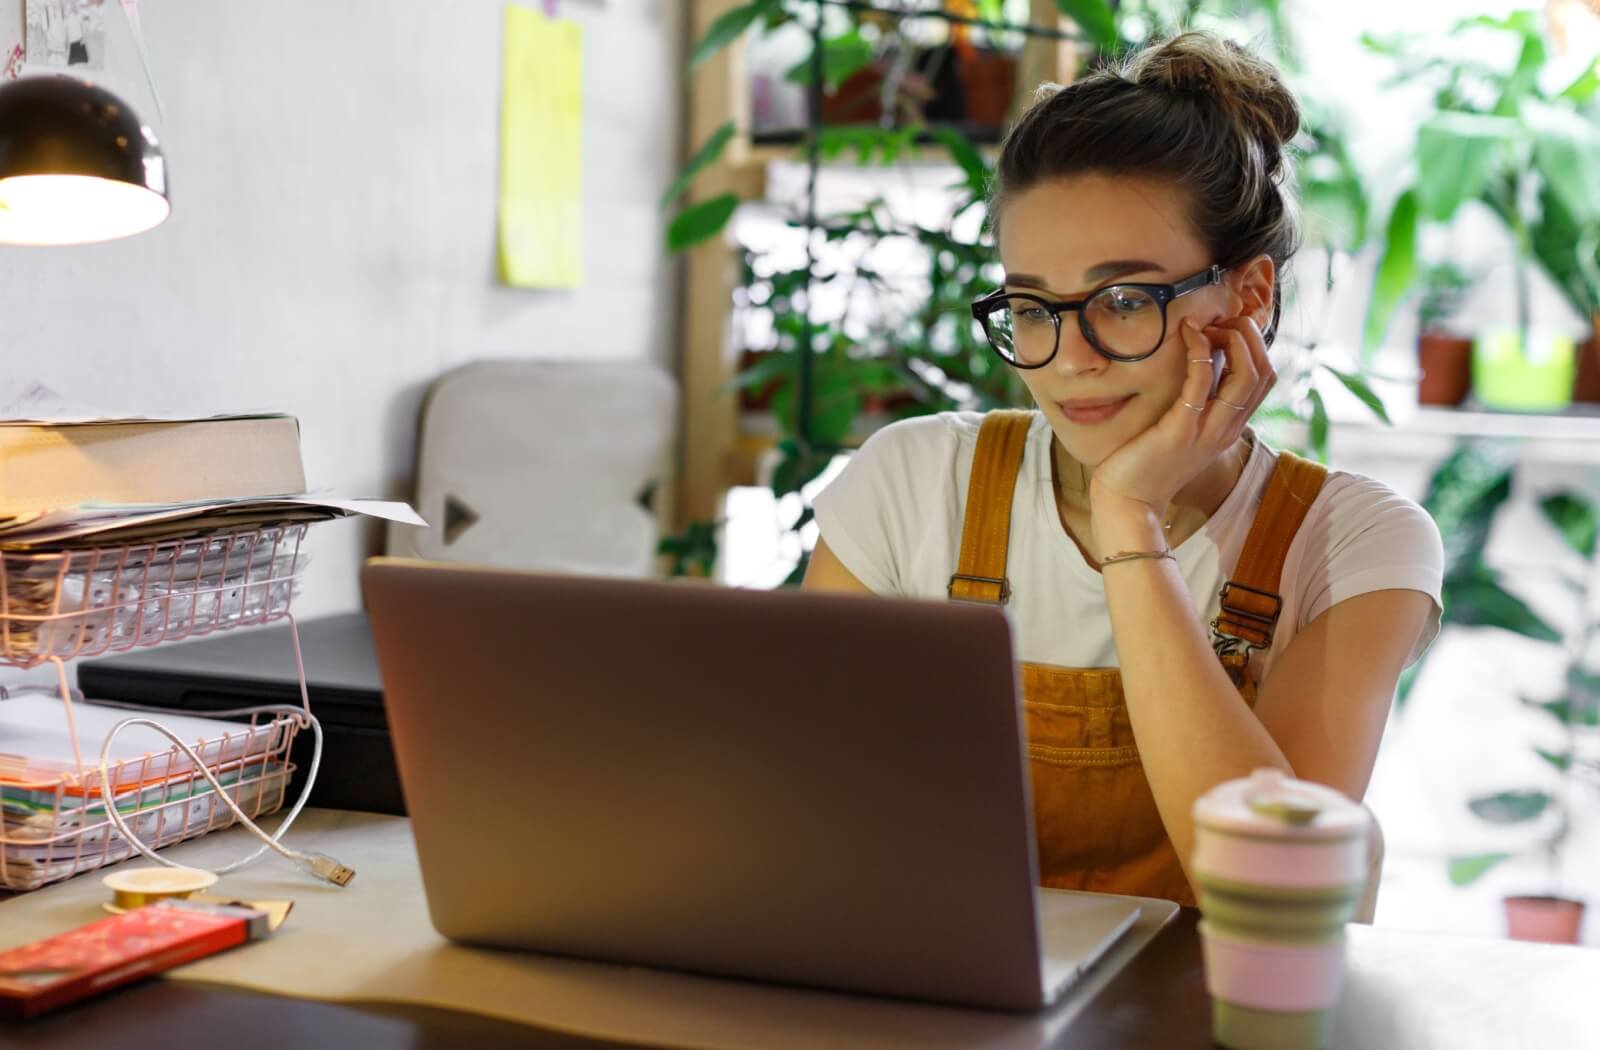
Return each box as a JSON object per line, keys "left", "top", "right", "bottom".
{"left": 1088, "top": 314, "right": 1276, "bottom": 546}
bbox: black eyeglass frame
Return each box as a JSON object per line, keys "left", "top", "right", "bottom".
{"left": 970, "top": 264, "right": 1227, "bottom": 367}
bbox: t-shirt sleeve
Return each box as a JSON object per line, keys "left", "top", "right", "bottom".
{"left": 811, "top": 416, "right": 955, "bottom": 596}
{"left": 1296, "top": 475, "right": 1445, "bottom": 667}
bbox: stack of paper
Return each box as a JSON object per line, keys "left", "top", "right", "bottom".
{"left": 0, "top": 694, "right": 296, "bottom": 890}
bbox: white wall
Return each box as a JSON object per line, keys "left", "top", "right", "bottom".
{"left": 0, "top": 0, "right": 683, "bottom": 618}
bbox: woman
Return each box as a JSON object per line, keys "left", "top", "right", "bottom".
{"left": 803, "top": 32, "right": 1444, "bottom": 906}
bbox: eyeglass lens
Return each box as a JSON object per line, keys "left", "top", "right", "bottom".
{"left": 979, "top": 286, "right": 1166, "bottom": 364}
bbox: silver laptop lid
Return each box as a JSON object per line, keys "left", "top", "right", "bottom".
{"left": 362, "top": 558, "right": 1047, "bottom": 1010}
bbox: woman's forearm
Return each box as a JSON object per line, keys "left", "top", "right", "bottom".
{"left": 1093, "top": 503, "right": 1290, "bottom": 889}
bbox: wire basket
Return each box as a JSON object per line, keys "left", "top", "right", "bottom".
{"left": 0, "top": 524, "right": 307, "bottom": 667}
{"left": 0, "top": 522, "right": 314, "bottom": 891}
{"left": 0, "top": 711, "right": 301, "bottom": 892}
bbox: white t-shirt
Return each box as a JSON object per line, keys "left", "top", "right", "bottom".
{"left": 813, "top": 411, "right": 1444, "bottom": 683}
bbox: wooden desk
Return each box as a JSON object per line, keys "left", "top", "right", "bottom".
{"left": 6, "top": 910, "right": 1595, "bottom": 1049}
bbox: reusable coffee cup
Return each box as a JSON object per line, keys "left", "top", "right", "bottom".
{"left": 1192, "top": 768, "right": 1371, "bottom": 1050}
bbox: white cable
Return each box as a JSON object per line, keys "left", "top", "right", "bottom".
{"left": 95, "top": 704, "right": 353, "bottom": 886}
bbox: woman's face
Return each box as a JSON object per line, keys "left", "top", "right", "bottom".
{"left": 994, "top": 174, "right": 1243, "bottom": 469}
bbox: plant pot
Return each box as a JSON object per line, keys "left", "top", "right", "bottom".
{"left": 818, "top": 65, "right": 886, "bottom": 125}
{"left": 1417, "top": 332, "right": 1474, "bottom": 406}
{"left": 1471, "top": 328, "right": 1576, "bottom": 412}
{"left": 1574, "top": 313, "right": 1600, "bottom": 403}
{"left": 1504, "top": 895, "right": 1586, "bottom": 944}
{"left": 955, "top": 47, "right": 1017, "bottom": 131}
{"left": 736, "top": 348, "right": 783, "bottom": 412}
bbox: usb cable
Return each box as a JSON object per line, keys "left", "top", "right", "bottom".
{"left": 96, "top": 705, "right": 355, "bottom": 887}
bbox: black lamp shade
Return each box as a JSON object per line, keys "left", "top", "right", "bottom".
{"left": 0, "top": 75, "right": 169, "bottom": 246}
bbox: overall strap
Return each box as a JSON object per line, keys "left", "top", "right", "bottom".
{"left": 948, "top": 410, "right": 1034, "bottom": 604}
{"left": 1212, "top": 449, "right": 1329, "bottom": 656}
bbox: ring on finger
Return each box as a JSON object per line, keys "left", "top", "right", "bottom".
{"left": 1180, "top": 399, "right": 1206, "bottom": 413}
{"left": 1216, "top": 397, "right": 1249, "bottom": 411}
{"left": 1187, "top": 357, "right": 1215, "bottom": 364}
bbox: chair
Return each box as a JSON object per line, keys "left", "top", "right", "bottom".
{"left": 386, "top": 360, "right": 678, "bottom": 577}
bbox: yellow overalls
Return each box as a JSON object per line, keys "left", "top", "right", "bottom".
{"left": 947, "top": 410, "right": 1328, "bottom": 905}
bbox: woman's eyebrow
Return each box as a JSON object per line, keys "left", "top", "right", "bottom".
{"left": 1084, "top": 259, "right": 1165, "bottom": 282}
{"left": 1004, "top": 260, "right": 1168, "bottom": 293}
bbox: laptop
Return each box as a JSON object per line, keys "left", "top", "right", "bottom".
{"left": 361, "top": 558, "right": 1143, "bottom": 1012}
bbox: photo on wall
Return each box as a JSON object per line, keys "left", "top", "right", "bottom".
{"left": 0, "top": 0, "right": 23, "bottom": 79}
{"left": 24, "top": 0, "right": 105, "bottom": 70}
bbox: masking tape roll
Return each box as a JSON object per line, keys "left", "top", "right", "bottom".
{"left": 102, "top": 867, "right": 218, "bottom": 911}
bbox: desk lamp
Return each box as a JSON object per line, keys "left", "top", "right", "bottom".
{"left": 0, "top": 76, "right": 168, "bottom": 246}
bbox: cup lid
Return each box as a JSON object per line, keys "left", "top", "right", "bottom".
{"left": 1193, "top": 768, "right": 1370, "bottom": 841}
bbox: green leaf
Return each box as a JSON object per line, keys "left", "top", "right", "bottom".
{"left": 1306, "top": 388, "right": 1329, "bottom": 463}
{"left": 659, "top": 121, "right": 736, "bottom": 211}
{"left": 721, "top": 350, "right": 795, "bottom": 395}
{"left": 1421, "top": 443, "right": 1516, "bottom": 573}
{"left": 1414, "top": 112, "right": 1516, "bottom": 223}
{"left": 1322, "top": 365, "right": 1392, "bottom": 425}
{"left": 1539, "top": 491, "right": 1598, "bottom": 558}
{"left": 1362, "top": 190, "right": 1419, "bottom": 357}
{"left": 1536, "top": 748, "right": 1572, "bottom": 772}
{"left": 1444, "top": 569, "right": 1562, "bottom": 643}
{"left": 771, "top": 440, "right": 836, "bottom": 497}
{"left": 930, "top": 126, "right": 990, "bottom": 200}
{"left": 1468, "top": 790, "right": 1552, "bottom": 825}
{"left": 1533, "top": 677, "right": 1600, "bottom": 726}
{"left": 1526, "top": 100, "right": 1600, "bottom": 227}
{"left": 689, "top": 1, "right": 770, "bottom": 71}
{"left": 1448, "top": 852, "right": 1512, "bottom": 887}
{"left": 657, "top": 520, "right": 720, "bottom": 578}
{"left": 1560, "top": 59, "right": 1600, "bottom": 105}
{"left": 1052, "top": 0, "right": 1120, "bottom": 52}
{"left": 1496, "top": 29, "right": 1547, "bottom": 115}
{"left": 784, "top": 29, "right": 874, "bottom": 93}
{"left": 666, "top": 192, "right": 740, "bottom": 252}
{"left": 1358, "top": 32, "right": 1407, "bottom": 58}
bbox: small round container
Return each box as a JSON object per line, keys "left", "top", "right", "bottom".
{"left": 102, "top": 866, "right": 217, "bottom": 912}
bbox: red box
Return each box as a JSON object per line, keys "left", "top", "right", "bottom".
{"left": 0, "top": 901, "right": 264, "bottom": 1020}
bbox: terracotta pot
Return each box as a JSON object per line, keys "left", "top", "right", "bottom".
{"left": 1574, "top": 314, "right": 1600, "bottom": 403}
{"left": 1504, "top": 895, "right": 1586, "bottom": 944}
{"left": 1417, "top": 332, "right": 1473, "bottom": 406}
{"left": 818, "top": 65, "right": 885, "bottom": 125}
{"left": 957, "top": 48, "right": 1017, "bottom": 131}
{"left": 736, "top": 348, "right": 783, "bottom": 412}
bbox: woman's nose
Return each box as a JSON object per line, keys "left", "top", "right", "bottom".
{"left": 1051, "top": 321, "right": 1107, "bottom": 378}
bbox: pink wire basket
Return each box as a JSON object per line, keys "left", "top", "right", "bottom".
{"left": 0, "top": 524, "right": 314, "bottom": 892}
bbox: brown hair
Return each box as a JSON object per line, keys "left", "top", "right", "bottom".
{"left": 991, "top": 32, "right": 1301, "bottom": 342}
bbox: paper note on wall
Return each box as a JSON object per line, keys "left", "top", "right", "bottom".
{"left": 498, "top": 6, "right": 583, "bottom": 289}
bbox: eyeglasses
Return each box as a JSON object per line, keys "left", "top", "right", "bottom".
{"left": 970, "top": 265, "right": 1226, "bottom": 367}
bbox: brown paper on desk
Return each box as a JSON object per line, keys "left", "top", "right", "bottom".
{"left": 0, "top": 811, "right": 1178, "bottom": 1049}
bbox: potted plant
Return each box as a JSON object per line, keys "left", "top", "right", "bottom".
{"left": 1463, "top": 485, "right": 1597, "bottom": 943}
{"left": 1415, "top": 263, "right": 1475, "bottom": 407}
{"left": 1361, "top": 11, "right": 1600, "bottom": 412}
{"left": 1413, "top": 444, "right": 1595, "bottom": 943}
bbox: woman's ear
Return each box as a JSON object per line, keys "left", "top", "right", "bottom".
{"left": 1230, "top": 255, "right": 1276, "bottom": 329}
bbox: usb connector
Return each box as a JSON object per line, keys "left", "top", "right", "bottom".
{"left": 296, "top": 851, "right": 356, "bottom": 887}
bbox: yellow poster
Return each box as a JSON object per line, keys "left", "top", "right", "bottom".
{"left": 498, "top": 6, "right": 583, "bottom": 289}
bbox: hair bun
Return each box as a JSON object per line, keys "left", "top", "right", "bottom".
{"left": 1126, "top": 32, "right": 1300, "bottom": 154}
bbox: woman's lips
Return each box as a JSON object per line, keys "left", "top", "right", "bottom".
{"left": 1056, "top": 395, "right": 1134, "bottom": 425}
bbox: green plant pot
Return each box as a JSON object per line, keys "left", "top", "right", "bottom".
{"left": 1472, "top": 329, "right": 1576, "bottom": 412}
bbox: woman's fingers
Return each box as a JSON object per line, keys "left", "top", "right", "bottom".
{"left": 1173, "top": 319, "right": 1222, "bottom": 437}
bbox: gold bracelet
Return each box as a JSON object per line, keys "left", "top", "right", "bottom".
{"left": 1099, "top": 548, "right": 1176, "bottom": 568}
